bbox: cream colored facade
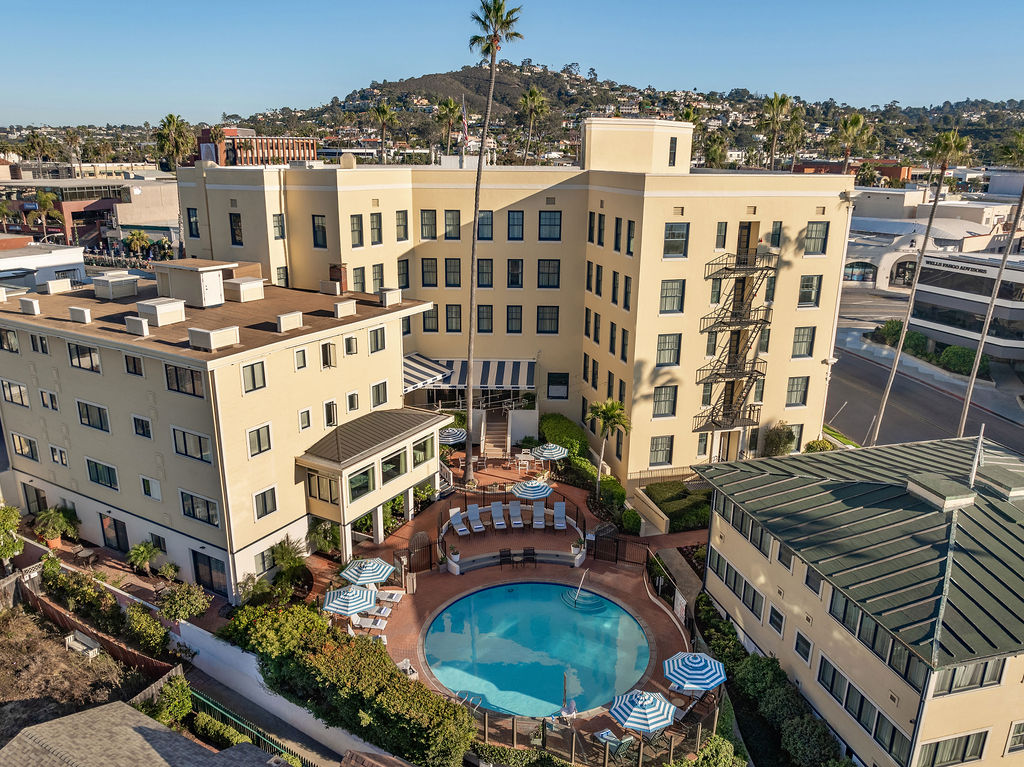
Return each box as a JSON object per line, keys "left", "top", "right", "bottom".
{"left": 176, "top": 118, "right": 853, "bottom": 485}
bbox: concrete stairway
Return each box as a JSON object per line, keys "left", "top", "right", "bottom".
{"left": 483, "top": 411, "right": 507, "bottom": 458}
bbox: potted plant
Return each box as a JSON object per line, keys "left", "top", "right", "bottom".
{"left": 127, "top": 540, "right": 159, "bottom": 576}
{"left": 448, "top": 547, "right": 460, "bottom": 564}
{"left": 157, "top": 561, "right": 180, "bottom": 582}
{"left": 34, "top": 506, "right": 79, "bottom": 548}
{"left": 438, "top": 554, "right": 448, "bottom": 573}
{"left": 571, "top": 537, "right": 585, "bottom": 556}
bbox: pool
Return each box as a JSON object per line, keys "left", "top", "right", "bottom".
{"left": 423, "top": 582, "right": 650, "bottom": 716}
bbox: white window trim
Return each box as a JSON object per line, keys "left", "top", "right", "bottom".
{"left": 132, "top": 413, "right": 153, "bottom": 439}
{"left": 293, "top": 347, "right": 307, "bottom": 371}
{"left": 381, "top": 447, "right": 408, "bottom": 486}
{"left": 123, "top": 352, "right": 144, "bottom": 376}
{"left": 298, "top": 408, "right": 312, "bottom": 431}
{"left": 368, "top": 324, "right": 386, "bottom": 354}
{"left": 1003, "top": 721, "right": 1024, "bottom": 757}
{"left": 370, "top": 379, "right": 388, "bottom": 409}
{"left": 48, "top": 443, "right": 68, "bottom": 466}
{"left": 246, "top": 421, "right": 273, "bottom": 459}
{"left": 323, "top": 398, "right": 338, "bottom": 428}
{"left": 39, "top": 388, "right": 58, "bottom": 410}
{"left": 10, "top": 431, "right": 39, "bottom": 461}
{"left": 68, "top": 341, "right": 102, "bottom": 374}
{"left": 178, "top": 487, "right": 220, "bottom": 526}
{"left": 343, "top": 335, "right": 359, "bottom": 355}
{"left": 768, "top": 603, "right": 786, "bottom": 636}
{"left": 84, "top": 455, "right": 119, "bottom": 492}
{"left": 139, "top": 474, "right": 162, "bottom": 501}
{"left": 794, "top": 630, "right": 813, "bottom": 666}
{"left": 0, "top": 377, "right": 30, "bottom": 407}
{"left": 346, "top": 390, "right": 359, "bottom": 412}
{"left": 75, "top": 398, "right": 111, "bottom": 432}
{"left": 240, "top": 358, "right": 268, "bottom": 395}
{"left": 252, "top": 484, "right": 278, "bottom": 522}
{"left": 169, "top": 423, "right": 213, "bottom": 463}
{"left": 819, "top": 650, "right": 912, "bottom": 750}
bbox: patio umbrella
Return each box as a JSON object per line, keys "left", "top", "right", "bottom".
{"left": 663, "top": 652, "right": 726, "bottom": 691}
{"left": 609, "top": 690, "right": 677, "bottom": 734}
{"left": 511, "top": 479, "right": 553, "bottom": 500}
{"left": 341, "top": 557, "right": 395, "bottom": 587}
{"left": 322, "top": 585, "right": 377, "bottom": 616}
{"left": 532, "top": 443, "right": 568, "bottom": 461}
{"left": 439, "top": 427, "right": 468, "bottom": 445}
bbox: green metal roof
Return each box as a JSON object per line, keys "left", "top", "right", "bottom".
{"left": 694, "top": 438, "right": 1024, "bottom": 668}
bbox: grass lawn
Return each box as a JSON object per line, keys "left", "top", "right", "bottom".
{"left": 644, "top": 481, "right": 711, "bottom": 532}
{"left": 823, "top": 423, "right": 860, "bottom": 447}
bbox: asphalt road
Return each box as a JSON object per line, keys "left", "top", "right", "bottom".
{"left": 826, "top": 349, "right": 1024, "bottom": 454}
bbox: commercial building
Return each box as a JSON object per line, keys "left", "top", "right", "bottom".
{"left": 0, "top": 233, "right": 86, "bottom": 287}
{"left": 195, "top": 127, "right": 318, "bottom": 167}
{"left": 177, "top": 118, "right": 853, "bottom": 484}
{"left": 0, "top": 260, "right": 449, "bottom": 600}
{"left": 696, "top": 437, "right": 1024, "bottom": 767}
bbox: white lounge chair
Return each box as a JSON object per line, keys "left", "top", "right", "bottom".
{"left": 553, "top": 501, "right": 567, "bottom": 531}
{"left": 353, "top": 614, "right": 388, "bottom": 632}
{"left": 449, "top": 508, "right": 470, "bottom": 537}
{"left": 366, "top": 605, "right": 392, "bottom": 618}
{"left": 380, "top": 590, "right": 404, "bottom": 604}
{"left": 509, "top": 501, "right": 524, "bottom": 529}
{"left": 466, "top": 504, "right": 486, "bottom": 533}
{"left": 490, "top": 501, "right": 507, "bottom": 531}
{"left": 532, "top": 501, "right": 546, "bottom": 529}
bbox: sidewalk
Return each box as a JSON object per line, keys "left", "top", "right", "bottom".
{"left": 835, "top": 328, "right": 1024, "bottom": 426}
{"left": 654, "top": 546, "right": 704, "bottom": 611}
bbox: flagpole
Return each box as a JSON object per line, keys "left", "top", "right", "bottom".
{"left": 968, "top": 423, "right": 985, "bottom": 489}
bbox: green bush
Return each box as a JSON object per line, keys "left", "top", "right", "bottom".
{"left": 691, "top": 734, "right": 746, "bottom": 767}
{"left": 939, "top": 345, "right": 989, "bottom": 377}
{"left": 599, "top": 475, "right": 626, "bottom": 512}
{"left": 278, "top": 755, "right": 302, "bottom": 767}
{"left": 758, "top": 683, "right": 808, "bottom": 730}
{"left": 621, "top": 508, "right": 641, "bottom": 535}
{"left": 191, "top": 711, "right": 253, "bottom": 748}
{"left": 780, "top": 715, "right": 841, "bottom": 767}
{"left": 735, "top": 654, "right": 787, "bottom": 701}
{"left": 124, "top": 603, "right": 170, "bottom": 656}
{"left": 645, "top": 483, "right": 711, "bottom": 532}
{"left": 556, "top": 455, "right": 598, "bottom": 489}
{"left": 217, "top": 603, "right": 331, "bottom": 659}
{"left": 471, "top": 742, "right": 571, "bottom": 767}
{"left": 147, "top": 674, "right": 193, "bottom": 725}
{"left": 158, "top": 581, "right": 212, "bottom": 622}
{"left": 763, "top": 422, "right": 796, "bottom": 456}
{"left": 903, "top": 330, "right": 929, "bottom": 356}
{"left": 715, "top": 694, "right": 748, "bottom": 761}
{"left": 803, "top": 439, "right": 835, "bottom": 453}
{"left": 880, "top": 318, "right": 903, "bottom": 346}
{"left": 539, "top": 413, "right": 589, "bottom": 458}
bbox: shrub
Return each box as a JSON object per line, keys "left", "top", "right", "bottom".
{"left": 278, "top": 755, "right": 302, "bottom": 767}
{"left": 758, "top": 683, "right": 808, "bottom": 730}
{"left": 714, "top": 694, "right": 748, "bottom": 762}
{"left": 763, "top": 422, "right": 796, "bottom": 457}
{"left": 158, "top": 581, "right": 212, "bottom": 622}
{"left": 472, "top": 742, "right": 572, "bottom": 767}
{"left": 879, "top": 318, "right": 903, "bottom": 346}
{"left": 147, "top": 674, "right": 193, "bottom": 725}
{"left": 217, "top": 603, "right": 331, "bottom": 659}
{"left": 780, "top": 715, "right": 841, "bottom": 767}
{"left": 238, "top": 573, "right": 273, "bottom": 605}
{"left": 903, "top": 330, "right": 929, "bottom": 356}
{"left": 156, "top": 561, "right": 180, "bottom": 581}
{"left": 939, "top": 345, "right": 989, "bottom": 377}
{"left": 0, "top": 504, "right": 24, "bottom": 567}
{"left": 556, "top": 455, "right": 598, "bottom": 489}
{"left": 124, "top": 603, "right": 170, "bottom": 656}
{"left": 34, "top": 506, "right": 80, "bottom": 541}
{"left": 735, "top": 654, "right": 787, "bottom": 701}
{"left": 127, "top": 541, "right": 159, "bottom": 575}
{"left": 691, "top": 734, "right": 746, "bottom": 767}
{"left": 191, "top": 711, "right": 253, "bottom": 748}
{"left": 442, "top": 410, "right": 467, "bottom": 429}
{"left": 803, "top": 439, "right": 835, "bottom": 453}
{"left": 539, "top": 413, "right": 589, "bottom": 458}
{"left": 599, "top": 475, "right": 626, "bottom": 512}
{"left": 621, "top": 508, "right": 641, "bottom": 535}
{"left": 645, "top": 483, "right": 711, "bottom": 532}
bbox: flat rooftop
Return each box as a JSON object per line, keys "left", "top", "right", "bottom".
{"left": 0, "top": 243, "right": 83, "bottom": 260}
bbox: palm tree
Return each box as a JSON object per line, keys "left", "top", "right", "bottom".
{"left": 62, "top": 129, "right": 82, "bottom": 178}
{"left": 837, "top": 112, "right": 873, "bottom": 174}
{"left": 154, "top": 114, "right": 196, "bottom": 256}
{"left": 370, "top": 101, "right": 399, "bottom": 165}
{"left": 518, "top": 85, "right": 548, "bottom": 165}
{"left": 0, "top": 200, "right": 17, "bottom": 234}
{"left": 208, "top": 124, "right": 226, "bottom": 163}
{"left": 586, "top": 400, "right": 631, "bottom": 498}
{"left": 33, "top": 191, "right": 64, "bottom": 242}
{"left": 785, "top": 104, "right": 806, "bottom": 171}
{"left": 124, "top": 229, "right": 152, "bottom": 256}
{"left": 23, "top": 131, "right": 48, "bottom": 176}
{"left": 703, "top": 131, "right": 727, "bottom": 168}
{"left": 464, "top": 0, "right": 522, "bottom": 483}
{"left": 435, "top": 97, "right": 461, "bottom": 156}
{"left": 236, "top": 139, "right": 254, "bottom": 163}
{"left": 869, "top": 129, "right": 971, "bottom": 446}
{"left": 957, "top": 130, "right": 1024, "bottom": 437}
{"left": 760, "top": 92, "right": 790, "bottom": 171}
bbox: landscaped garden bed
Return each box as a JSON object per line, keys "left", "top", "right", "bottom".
{"left": 643, "top": 482, "right": 711, "bottom": 532}
{"left": 865, "top": 319, "right": 992, "bottom": 381}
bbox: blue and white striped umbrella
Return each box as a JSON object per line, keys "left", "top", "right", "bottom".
{"left": 663, "top": 652, "right": 726, "bottom": 690}
{"left": 439, "top": 427, "right": 468, "bottom": 445}
{"left": 532, "top": 443, "right": 569, "bottom": 461}
{"left": 341, "top": 557, "right": 395, "bottom": 586}
{"left": 512, "top": 479, "right": 553, "bottom": 500}
{"left": 323, "top": 585, "right": 377, "bottom": 616}
{"left": 609, "top": 690, "right": 677, "bottom": 733}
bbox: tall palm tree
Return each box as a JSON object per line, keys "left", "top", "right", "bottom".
{"left": 957, "top": 130, "right": 1024, "bottom": 437}
{"left": 785, "top": 104, "right": 806, "bottom": 171}
{"left": 0, "top": 200, "right": 17, "bottom": 234}
{"left": 124, "top": 230, "right": 152, "bottom": 256}
{"left": 586, "top": 400, "right": 631, "bottom": 498}
{"left": 703, "top": 131, "right": 727, "bottom": 168}
{"left": 464, "top": 0, "right": 522, "bottom": 483}
{"left": 435, "top": 97, "right": 461, "bottom": 155}
{"left": 32, "top": 191, "right": 64, "bottom": 243}
{"left": 868, "top": 129, "right": 971, "bottom": 446}
{"left": 153, "top": 114, "right": 196, "bottom": 256}
{"left": 62, "top": 129, "right": 82, "bottom": 178}
{"left": 760, "top": 92, "right": 790, "bottom": 171}
{"left": 518, "top": 85, "right": 548, "bottom": 165}
{"left": 23, "top": 131, "right": 48, "bottom": 176}
{"left": 370, "top": 101, "right": 399, "bottom": 165}
{"left": 837, "top": 112, "right": 873, "bottom": 174}
{"left": 208, "top": 125, "right": 226, "bottom": 163}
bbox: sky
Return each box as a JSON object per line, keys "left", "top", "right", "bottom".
{"left": 8, "top": 0, "right": 1023, "bottom": 126}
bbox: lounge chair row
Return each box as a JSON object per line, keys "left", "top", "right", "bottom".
{"left": 449, "top": 501, "right": 568, "bottom": 536}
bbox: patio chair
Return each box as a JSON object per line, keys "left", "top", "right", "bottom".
{"left": 532, "top": 501, "right": 546, "bottom": 530}
{"left": 508, "top": 501, "right": 524, "bottom": 529}
{"left": 466, "top": 504, "right": 486, "bottom": 533}
{"left": 490, "top": 501, "right": 507, "bottom": 531}
{"left": 449, "top": 508, "right": 470, "bottom": 537}
{"left": 499, "top": 548, "right": 513, "bottom": 569}
{"left": 610, "top": 736, "right": 635, "bottom": 762}
{"left": 380, "top": 590, "right": 404, "bottom": 604}
{"left": 552, "top": 501, "right": 567, "bottom": 531}
{"left": 643, "top": 728, "right": 668, "bottom": 748}
{"left": 366, "top": 605, "right": 392, "bottom": 618}
{"left": 352, "top": 614, "right": 388, "bottom": 632}
{"left": 523, "top": 547, "right": 537, "bottom": 568}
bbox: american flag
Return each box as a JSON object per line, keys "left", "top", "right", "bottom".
{"left": 461, "top": 96, "right": 470, "bottom": 145}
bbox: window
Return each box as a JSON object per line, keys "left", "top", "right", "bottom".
{"left": 422, "top": 307, "right": 438, "bottom": 332}
{"left": 595, "top": 264, "right": 603, "bottom": 296}
{"left": 401, "top": 318, "right": 410, "bottom": 337}
{"left": 584, "top": 308, "right": 591, "bottom": 338}
{"left": 372, "top": 263, "right": 383, "bottom": 292}
{"left": 242, "top": 361, "right": 266, "bottom": 393}
{"left": 846, "top": 684, "right": 880, "bottom": 733}
{"left": 538, "top": 259, "right": 560, "bottom": 288}
{"left": 537, "top": 306, "right": 559, "bottom": 334}
{"left": 652, "top": 385, "right": 677, "bottom": 417}
{"left": 616, "top": 429, "right": 623, "bottom": 459}
{"left": 420, "top": 209, "right": 437, "bottom": 239}
{"left": 857, "top": 614, "right": 892, "bottom": 660}
{"left": 805, "top": 221, "right": 829, "bottom": 255}
{"left": 597, "top": 213, "right": 605, "bottom": 246}
{"left": 87, "top": 458, "right": 119, "bottom": 490}
{"left": 547, "top": 373, "right": 569, "bottom": 400}
{"left": 586, "top": 261, "right": 593, "bottom": 292}
{"left": 124, "top": 354, "right": 143, "bottom": 377}
{"left": 582, "top": 353, "right": 590, "bottom": 382}
{"left": 307, "top": 472, "right": 339, "bottom": 504}
{"left": 255, "top": 548, "right": 274, "bottom": 574}
{"left": 478, "top": 210, "right": 493, "bottom": 240}
{"left": 173, "top": 427, "right": 212, "bottom": 462}
{"left": 446, "top": 304, "right": 462, "bottom": 333}
{"left": 181, "top": 490, "right": 218, "bottom": 525}
{"left": 444, "top": 209, "right": 461, "bottom": 240}
{"left": 506, "top": 305, "right": 522, "bottom": 333}
{"left": 758, "top": 328, "right": 771, "bottom": 353}
{"left": 588, "top": 211, "right": 595, "bottom": 243}
{"left": 606, "top": 371, "right": 614, "bottom": 398}
{"left": 30, "top": 334, "right": 48, "bottom": 354}
{"left": 413, "top": 436, "right": 434, "bottom": 466}
{"left": 817, "top": 656, "right": 848, "bottom": 703}
{"left": 623, "top": 276, "right": 632, "bottom": 309}
{"left": 626, "top": 220, "right": 636, "bottom": 255}
{"left": 132, "top": 415, "right": 152, "bottom": 439}
{"left": 77, "top": 401, "right": 110, "bottom": 432}
{"left": 371, "top": 381, "right": 388, "bottom": 407}
{"left": 917, "top": 733, "right": 987, "bottom": 767}
{"left": 349, "top": 465, "right": 375, "bottom": 501}
{"left": 369, "top": 327, "right": 385, "bottom": 353}
{"left": 507, "top": 258, "right": 523, "bottom": 288}
{"left": 765, "top": 275, "right": 776, "bottom": 302}
{"left": 478, "top": 258, "right": 493, "bottom": 287}
{"left": 593, "top": 313, "right": 601, "bottom": 344}
{"left": 50, "top": 445, "right": 68, "bottom": 466}
{"left": 1007, "top": 723, "right": 1024, "bottom": 754}
{"left": 792, "top": 327, "right": 816, "bottom": 358}
{"left": 768, "top": 605, "right": 785, "bottom": 634}
{"left": 804, "top": 566, "right": 822, "bottom": 596}
{"left": 397, "top": 259, "right": 409, "bottom": 289}
{"left": 165, "top": 364, "right": 204, "bottom": 397}
{"left": 701, "top": 383, "right": 713, "bottom": 407}
{"left": 347, "top": 392, "right": 359, "bottom": 411}
{"left": 794, "top": 631, "right": 812, "bottom": 662}
{"left": 741, "top": 581, "right": 764, "bottom": 619}
{"left": 611, "top": 271, "right": 619, "bottom": 304}
{"left": 668, "top": 136, "right": 677, "bottom": 166}
{"left": 382, "top": 449, "right": 407, "bottom": 484}
{"left": 310, "top": 214, "right": 327, "bottom": 248}
{"left": 710, "top": 278, "right": 722, "bottom": 304}
{"left": 934, "top": 659, "right": 1005, "bottom": 696}
{"left": 609, "top": 322, "right": 617, "bottom": 354}
{"left": 370, "top": 212, "right": 382, "bottom": 245}
{"left": 507, "top": 210, "right": 524, "bottom": 240}
{"left": 621, "top": 329, "right": 629, "bottom": 362}
{"left": 715, "top": 222, "right": 727, "bottom": 249}
{"left": 324, "top": 400, "right": 338, "bottom": 427}
{"left": 695, "top": 433, "right": 708, "bottom": 456}
{"left": 299, "top": 408, "right": 311, "bottom": 430}
{"left": 660, "top": 280, "right": 685, "bottom": 313}
{"left": 591, "top": 359, "right": 598, "bottom": 388}
{"left": 798, "top": 275, "right": 823, "bottom": 306}
{"left": 888, "top": 642, "right": 928, "bottom": 692}
{"left": 770, "top": 220, "right": 782, "bottom": 248}
{"left": 829, "top": 589, "right": 862, "bottom": 634}
{"left": 247, "top": 424, "right": 271, "bottom": 456}
{"left": 663, "top": 222, "right": 690, "bottom": 257}
{"left": 421, "top": 258, "right": 438, "bottom": 287}
{"left": 229, "top": 212, "right": 243, "bottom": 245}
{"left": 254, "top": 487, "right": 277, "bottom": 519}
{"left": 777, "top": 544, "right": 793, "bottom": 570}
{"left": 0, "top": 328, "right": 19, "bottom": 353}
{"left": 396, "top": 210, "right": 409, "bottom": 241}
{"left": 706, "top": 331, "right": 718, "bottom": 357}
{"left": 650, "top": 436, "right": 673, "bottom": 466}
{"left": 140, "top": 475, "right": 161, "bottom": 501}
{"left": 68, "top": 342, "right": 100, "bottom": 372}
{"left": 276, "top": 266, "right": 289, "bottom": 287}
{"left": 539, "top": 210, "right": 562, "bottom": 241}
{"left": 187, "top": 207, "right": 200, "bottom": 238}
{"left": 271, "top": 213, "right": 285, "bottom": 240}
{"left": 656, "top": 333, "right": 681, "bottom": 366}
{"left": 1, "top": 379, "right": 28, "bottom": 406}
{"left": 344, "top": 336, "right": 358, "bottom": 356}
{"left": 352, "top": 267, "right": 366, "bottom": 293}
{"left": 614, "top": 217, "right": 622, "bottom": 251}
{"left": 321, "top": 341, "right": 337, "bottom": 368}
{"left": 786, "top": 376, "right": 809, "bottom": 407}
{"left": 445, "top": 258, "right": 461, "bottom": 287}
{"left": 478, "top": 304, "right": 493, "bottom": 333}
{"left": 753, "top": 378, "right": 765, "bottom": 402}
{"left": 11, "top": 434, "right": 38, "bottom": 461}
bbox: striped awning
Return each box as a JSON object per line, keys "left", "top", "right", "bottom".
{"left": 429, "top": 359, "right": 536, "bottom": 390}
{"left": 403, "top": 353, "right": 452, "bottom": 393}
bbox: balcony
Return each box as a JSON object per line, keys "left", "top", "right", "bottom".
{"left": 692, "top": 404, "right": 761, "bottom": 433}
{"left": 705, "top": 252, "right": 779, "bottom": 280}
{"left": 700, "top": 304, "right": 771, "bottom": 334}
{"left": 696, "top": 357, "right": 767, "bottom": 385}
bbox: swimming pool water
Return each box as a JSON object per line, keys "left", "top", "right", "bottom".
{"left": 423, "top": 582, "right": 650, "bottom": 716}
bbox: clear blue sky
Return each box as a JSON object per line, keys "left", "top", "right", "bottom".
{"left": 9, "top": 0, "right": 1022, "bottom": 126}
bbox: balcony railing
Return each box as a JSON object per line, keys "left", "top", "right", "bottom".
{"left": 696, "top": 357, "right": 767, "bottom": 385}
{"left": 692, "top": 404, "right": 761, "bottom": 433}
{"left": 699, "top": 304, "right": 771, "bottom": 334}
{"left": 704, "top": 252, "right": 779, "bottom": 280}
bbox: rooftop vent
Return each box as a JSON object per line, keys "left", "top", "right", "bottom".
{"left": 334, "top": 299, "right": 356, "bottom": 318}
{"left": 906, "top": 473, "right": 976, "bottom": 511}
{"left": 125, "top": 316, "right": 149, "bottom": 337}
{"left": 19, "top": 297, "right": 40, "bottom": 315}
{"left": 379, "top": 288, "right": 402, "bottom": 307}
{"left": 976, "top": 465, "right": 1024, "bottom": 501}
{"left": 277, "top": 311, "right": 303, "bottom": 333}
{"left": 223, "top": 276, "right": 265, "bottom": 303}
{"left": 41, "top": 278, "right": 72, "bottom": 295}
{"left": 68, "top": 307, "right": 91, "bottom": 324}
{"left": 137, "top": 297, "right": 186, "bottom": 327}
{"left": 319, "top": 280, "right": 342, "bottom": 296}
{"left": 93, "top": 271, "right": 139, "bottom": 300}
{"left": 188, "top": 326, "right": 239, "bottom": 352}
{"left": 0, "top": 287, "right": 7, "bottom": 303}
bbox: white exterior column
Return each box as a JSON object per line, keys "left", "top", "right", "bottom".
{"left": 339, "top": 522, "right": 354, "bottom": 562}
{"left": 372, "top": 504, "right": 386, "bottom": 545}
{"left": 404, "top": 486, "right": 415, "bottom": 522}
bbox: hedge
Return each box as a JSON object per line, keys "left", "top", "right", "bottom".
{"left": 192, "top": 711, "right": 253, "bottom": 748}
{"left": 621, "top": 508, "right": 641, "bottom": 535}
{"left": 539, "top": 413, "right": 589, "bottom": 458}
{"left": 124, "top": 603, "right": 170, "bottom": 656}
{"left": 471, "top": 742, "right": 572, "bottom": 767}
{"left": 218, "top": 604, "right": 474, "bottom": 767}
{"left": 645, "top": 483, "right": 711, "bottom": 532}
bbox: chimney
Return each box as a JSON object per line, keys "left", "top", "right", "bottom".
{"left": 68, "top": 307, "right": 91, "bottom": 324}
{"left": 331, "top": 263, "right": 348, "bottom": 292}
